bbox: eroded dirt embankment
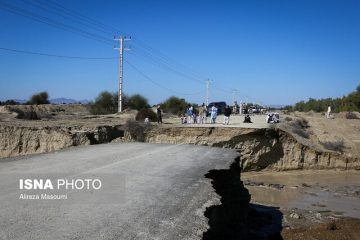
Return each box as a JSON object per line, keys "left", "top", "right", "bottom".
{"left": 139, "top": 127, "right": 360, "bottom": 171}
{"left": 1, "top": 122, "right": 359, "bottom": 171}
{"left": 0, "top": 125, "right": 124, "bottom": 158}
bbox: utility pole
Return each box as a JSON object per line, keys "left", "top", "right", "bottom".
{"left": 205, "top": 79, "right": 212, "bottom": 106}
{"left": 231, "top": 89, "right": 238, "bottom": 104}
{"left": 114, "top": 35, "right": 131, "bottom": 113}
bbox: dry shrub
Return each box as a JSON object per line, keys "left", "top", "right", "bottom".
{"left": 306, "top": 110, "right": 316, "bottom": 116}
{"left": 290, "top": 117, "right": 310, "bottom": 138}
{"left": 284, "top": 116, "right": 292, "bottom": 122}
{"left": 291, "top": 128, "right": 310, "bottom": 138}
{"left": 320, "top": 140, "right": 345, "bottom": 152}
{"left": 326, "top": 221, "right": 337, "bottom": 231}
{"left": 135, "top": 108, "right": 157, "bottom": 122}
{"left": 12, "top": 109, "right": 40, "bottom": 120}
{"left": 294, "top": 117, "right": 309, "bottom": 128}
{"left": 123, "top": 120, "right": 152, "bottom": 142}
{"left": 345, "top": 112, "right": 359, "bottom": 119}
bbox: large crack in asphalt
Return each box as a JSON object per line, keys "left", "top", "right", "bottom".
{"left": 203, "top": 157, "right": 284, "bottom": 240}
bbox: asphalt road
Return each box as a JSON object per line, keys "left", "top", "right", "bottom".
{"left": 0, "top": 142, "right": 238, "bottom": 240}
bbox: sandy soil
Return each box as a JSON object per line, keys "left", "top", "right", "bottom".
{"left": 282, "top": 111, "right": 360, "bottom": 158}
{"left": 0, "top": 105, "right": 137, "bottom": 128}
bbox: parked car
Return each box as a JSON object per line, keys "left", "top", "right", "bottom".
{"left": 251, "top": 108, "right": 260, "bottom": 114}
{"left": 207, "top": 101, "right": 227, "bottom": 115}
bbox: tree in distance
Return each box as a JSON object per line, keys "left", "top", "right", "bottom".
{"left": 89, "top": 91, "right": 118, "bottom": 115}
{"left": 287, "top": 85, "right": 360, "bottom": 113}
{"left": 135, "top": 108, "right": 157, "bottom": 122}
{"left": 127, "top": 94, "right": 150, "bottom": 110}
{"left": 0, "top": 100, "right": 19, "bottom": 106}
{"left": 28, "top": 91, "right": 50, "bottom": 105}
{"left": 89, "top": 91, "right": 150, "bottom": 115}
{"left": 161, "top": 96, "right": 189, "bottom": 115}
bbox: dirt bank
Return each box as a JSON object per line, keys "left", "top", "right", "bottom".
{"left": 1, "top": 121, "right": 359, "bottom": 171}
{"left": 0, "top": 124, "right": 124, "bottom": 158}
{"left": 0, "top": 104, "right": 90, "bottom": 116}
{"left": 1, "top": 104, "right": 359, "bottom": 171}
{"left": 0, "top": 105, "right": 136, "bottom": 158}
{"left": 142, "top": 127, "right": 360, "bottom": 171}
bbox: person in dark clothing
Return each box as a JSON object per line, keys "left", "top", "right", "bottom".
{"left": 156, "top": 105, "right": 162, "bottom": 124}
{"left": 243, "top": 114, "right": 252, "bottom": 123}
{"left": 223, "top": 105, "right": 231, "bottom": 125}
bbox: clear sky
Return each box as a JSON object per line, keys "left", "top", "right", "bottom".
{"left": 0, "top": 0, "right": 359, "bottom": 106}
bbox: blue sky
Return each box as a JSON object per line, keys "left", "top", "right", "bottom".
{"left": 0, "top": 0, "right": 359, "bottom": 105}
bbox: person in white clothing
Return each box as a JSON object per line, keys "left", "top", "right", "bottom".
{"left": 326, "top": 105, "right": 331, "bottom": 119}
{"left": 210, "top": 106, "right": 217, "bottom": 124}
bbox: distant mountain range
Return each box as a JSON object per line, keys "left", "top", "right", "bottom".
{"left": 10, "top": 98, "right": 89, "bottom": 104}
{"left": 49, "top": 98, "right": 89, "bottom": 104}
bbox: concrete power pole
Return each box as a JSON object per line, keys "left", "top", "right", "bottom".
{"left": 114, "top": 35, "right": 131, "bottom": 113}
{"left": 232, "top": 89, "right": 238, "bottom": 104}
{"left": 205, "top": 79, "right": 212, "bottom": 106}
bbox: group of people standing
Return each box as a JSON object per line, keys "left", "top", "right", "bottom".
{"left": 181, "top": 104, "right": 232, "bottom": 125}
{"left": 181, "top": 104, "right": 204, "bottom": 124}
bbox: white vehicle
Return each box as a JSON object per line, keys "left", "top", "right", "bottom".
{"left": 266, "top": 112, "right": 280, "bottom": 123}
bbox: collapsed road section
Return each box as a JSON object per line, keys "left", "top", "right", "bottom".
{"left": 0, "top": 142, "right": 276, "bottom": 240}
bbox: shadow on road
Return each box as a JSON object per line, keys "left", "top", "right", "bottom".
{"left": 202, "top": 157, "right": 283, "bottom": 240}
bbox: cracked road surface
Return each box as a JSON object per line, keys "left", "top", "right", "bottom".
{"left": 0, "top": 143, "right": 238, "bottom": 240}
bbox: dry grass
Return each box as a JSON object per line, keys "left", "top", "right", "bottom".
{"left": 284, "top": 116, "right": 293, "bottom": 122}
{"left": 289, "top": 117, "right": 310, "bottom": 139}
{"left": 345, "top": 111, "right": 359, "bottom": 119}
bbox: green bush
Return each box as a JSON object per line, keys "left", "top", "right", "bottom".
{"left": 291, "top": 85, "right": 360, "bottom": 113}
{"left": 127, "top": 94, "right": 149, "bottom": 110}
{"left": 283, "top": 105, "right": 293, "bottom": 112}
{"left": 89, "top": 91, "right": 118, "bottom": 115}
{"left": 0, "top": 100, "right": 19, "bottom": 105}
{"left": 135, "top": 108, "right": 157, "bottom": 122}
{"left": 90, "top": 92, "right": 149, "bottom": 115}
{"left": 28, "top": 91, "right": 49, "bottom": 105}
{"left": 161, "top": 96, "right": 189, "bottom": 115}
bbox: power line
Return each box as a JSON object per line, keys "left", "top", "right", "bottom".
{"left": 0, "top": 1, "right": 113, "bottom": 45}
{"left": 0, "top": 45, "right": 208, "bottom": 97}
{"left": 0, "top": 47, "right": 118, "bottom": 59}
{"left": 132, "top": 38, "right": 208, "bottom": 80}
{"left": 30, "top": 0, "right": 205, "bottom": 81}
{"left": 2, "top": 1, "right": 215, "bottom": 88}
{"left": 1, "top": 1, "right": 238, "bottom": 99}
{"left": 34, "top": 0, "right": 121, "bottom": 34}
{"left": 128, "top": 50, "right": 205, "bottom": 84}
{"left": 125, "top": 59, "right": 203, "bottom": 96}
{"left": 20, "top": 0, "right": 114, "bottom": 36}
